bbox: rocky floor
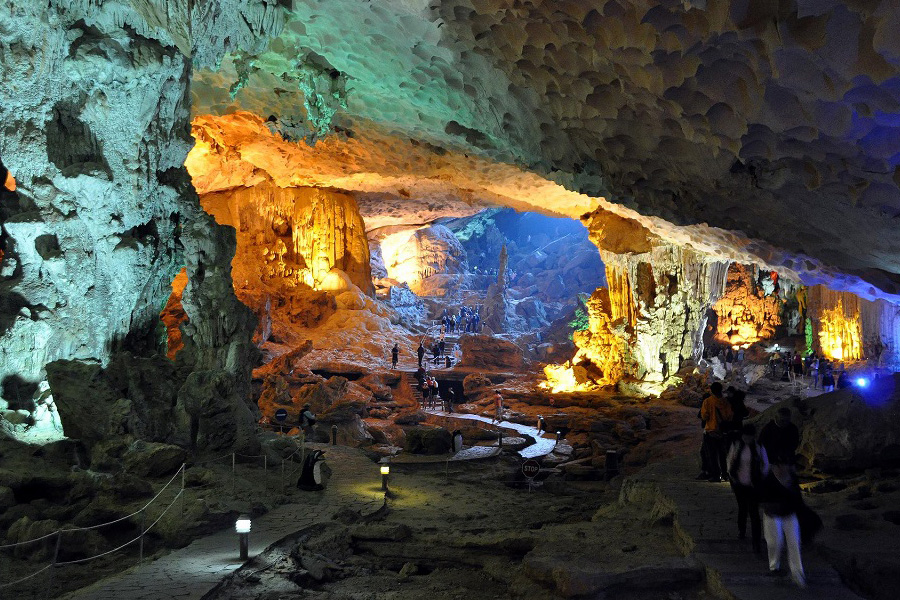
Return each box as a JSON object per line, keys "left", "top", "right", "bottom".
{"left": 204, "top": 456, "right": 710, "bottom": 600}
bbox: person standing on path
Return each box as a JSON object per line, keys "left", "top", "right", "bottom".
{"left": 493, "top": 391, "right": 503, "bottom": 424}
{"left": 417, "top": 341, "right": 426, "bottom": 368}
{"left": 700, "top": 382, "right": 734, "bottom": 482}
{"left": 758, "top": 408, "right": 800, "bottom": 466}
{"left": 759, "top": 462, "right": 807, "bottom": 588}
{"left": 391, "top": 343, "right": 400, "bottom": 369}
{"left": 727, "top": 424, "right": 769, "bottom": 552}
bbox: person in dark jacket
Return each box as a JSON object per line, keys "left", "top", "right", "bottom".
{"left": 759, "top": 463, "right": 806, "bottom": 588}
{"left": 417, "top": 342, "right": 426, "bottom": 368}
{"left": 724, "top": 388, "right": 750, "bottom": 444}
{"left": 727, "top": 424, "right": 769, "bottom": 552}
{"left": 758, "top": 408, "right": 800, "bottom": 465}
{"left": 391, "top": 343, "right": 400, "bottom": 369}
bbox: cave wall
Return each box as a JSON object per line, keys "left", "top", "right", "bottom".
{"left": 0, "top": 0, "right": 280, "bottom": 444}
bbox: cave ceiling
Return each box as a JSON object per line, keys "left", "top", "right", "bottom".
{"left": 189, "top": 0, "right": 900, "bottom": 300}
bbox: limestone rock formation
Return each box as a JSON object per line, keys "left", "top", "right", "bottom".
{"left": 458, "top": 335, "right": 525, "bottom": 371}
{"left": 374, "top": 224, "right": 468, "bottom": 296}
{"left": 712, "top": 264, "right": 784, "bottom": 347}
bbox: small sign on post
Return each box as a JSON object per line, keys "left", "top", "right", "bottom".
{"left": 522, "top": 459, "right": 540, "bottom": 482}
{"left": 275, "top": 408, "right": 288, "bottom": 433}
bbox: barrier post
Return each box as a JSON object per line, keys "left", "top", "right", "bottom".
{"left": 281, "top": 458, "right": 285, "bottom": 491}
{"left": 50, "top": 530, "right": 61, "bottom": 596}
{"left": 180, "top": 465, "right": 186, "bottom": 518}
{"left": 231, "top": 453, "right": 236, "bottom": 496}
{"left": 263, "top": 455, "right": 268, "bottom": 495}
{"left": 139, "top": 510, "right": 145, "bottom": 562}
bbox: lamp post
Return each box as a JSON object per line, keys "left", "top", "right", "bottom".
{"left": 380, "top": 465, "right": 390, "bottom": 491}
{"left": 235, "top": 517, "right": 251, "bottom": 560}
{"left": 331, "top": 425, "right": 338, "bottom": 445}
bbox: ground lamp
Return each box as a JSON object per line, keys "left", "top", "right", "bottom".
{"left": 856, "top": 377, "right": 868, "bottom": 388}
{"left": 381, "top": 465, "right": 390, "bottom": 491}
{"left": 331, "top": 424, "right": 338, "bottom": 445}
{"left": 556, "top": 431, "right": 562, "bottom": 442}
{"left": 235, "top": 517, "right": 251, "bottom": 560}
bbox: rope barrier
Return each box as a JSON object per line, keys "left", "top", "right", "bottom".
{"left": 0, "top": 563, "right": 54, "bottom": 589}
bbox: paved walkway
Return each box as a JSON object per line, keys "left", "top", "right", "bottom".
{"left": 623, "top": 454, "right": 865, "bottom": 600}
{"left": 423, "top": 408, "right": 558, "bottom": 458}
{"left": 59, "top": 444, "right": 385, "bottom": 600}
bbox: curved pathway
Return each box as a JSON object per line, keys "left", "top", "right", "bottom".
{"left": 423, "top": 407, "right": 558, "bottom": 459}
{"left": 59, "top": 445, "right": 385, "bottom": 600}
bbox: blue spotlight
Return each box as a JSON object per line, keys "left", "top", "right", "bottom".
{"left": 856, "top": 377, "right": 868, "bottom": 388}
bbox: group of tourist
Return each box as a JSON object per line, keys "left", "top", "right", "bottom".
{"left": 698, "top": 382, "right": 819, "bottom": 589}
{"left": 415, "top": 367, "right": 454, "bottom": 412}
{"left": 768, "top": 350, "right": 854, "bottom": 391}
{"left": 442, "top": 306, "right": 481, "bottom": 334}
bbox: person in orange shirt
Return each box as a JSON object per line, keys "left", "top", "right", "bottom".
{"left": 700, "top": 382, "right": 734, "bottom": 482}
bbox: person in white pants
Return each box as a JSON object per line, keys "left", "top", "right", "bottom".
{"left": 760, "top": 463, "right": 806, "bottom": 588}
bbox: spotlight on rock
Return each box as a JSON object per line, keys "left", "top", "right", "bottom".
{"left": 235, "top": 516, "right": 251, "bottom": 560}
{"left": 856, "top": 377, "right": 868, "bottom": 388}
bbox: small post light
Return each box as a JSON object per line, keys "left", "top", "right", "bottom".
{"left": 331, "top": 424, "right": 338, "bottom": 445}
{"left": 380, "top": 465, "right": 390, "bottom": 491}
{"left": 235, "top": 516, "right": 251, "bottom": 560}
{"left": 556, "top": 431, "right": 562, "bottom": 442}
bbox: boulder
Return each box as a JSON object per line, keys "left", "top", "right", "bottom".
{"left": 763, "top": 375, "right": 900, "bottom": 472}
{"left": 123, "top": 441, "right": 186, "bottom": 478}
{"left": 459, "top": 335, "right": 525, "bottom": 370}
{"left": 0, "top": 485, "right": 15, "bottom": 513}
{"left": 463, "top": 373, "right": 493, "bottom": 397}
{"left": 404, "top": 426, "right": 453, "bottom": 454}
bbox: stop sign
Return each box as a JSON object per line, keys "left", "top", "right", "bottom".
{"left": 521, "top": 459, "right": 540, "bottom": 479}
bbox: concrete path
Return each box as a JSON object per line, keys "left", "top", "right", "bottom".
{"left": 624, "top": 454, "right": 865, "bottom": 600}
{"left": 424, "top": 408, "right": 558, "bottom": 458}
{"left": 59, "top": 444, "right": 385, "bottom": 600}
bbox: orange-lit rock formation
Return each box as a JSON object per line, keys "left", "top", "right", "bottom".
{"left": 712, "top": 263, "right": 783, "bottom": 347}
{"left": 201, "top": 182, "right": 372, "bottom": 295}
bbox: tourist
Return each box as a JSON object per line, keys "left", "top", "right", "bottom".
{"left": 445, "top": 354, "right": 452, "bottom": 368}
{"left": 724, "top": 388, "right": 749, "bottom": 444}
{"left": 792, "top": 353, "right": 803, "bottom": 381}
{"left": 700, "top": 382, "right": 734, "bottom": 482}
{"left": 493, "top": 391, "right": 504, "bottom": 424}
{"left": 727, "top": 424, "right": 769, "bottom": 552}
{"left": 808, "top": 356, "right": 819, "bottom": 389}
{"left": 760, "top": 462, "right": 806, "bottom": 588}
{"left": 821, "top": 369, "right": 835, "bottom": 392}
{"left": 439, "top": 337, "right": 445, "bottom": 358}
{"left": 391, "top": 343, "right": 400, "bottom": 369}
{"left": 417, "top": 341, "right": 425, "bottom": 368}
{"left": 725, "top": 347, "right": 734, "bottom": 372}
{"left": 737, "top": 346, "right": 745, "bottom": 365}
{"left": 445, "top": 387, "right": 455, "bottom": 412}
{"left": 758, "top": 408, "right": 800, "bottom": 465}
{"left": 430, "top": 377, "right": 440, "bottom": 408}
{"left": 300, "top": 404, "right": 317, "bottom": 436}
{"left": 432, "top": 342, "right": 441, "bottom": 365}
{"left": 836, "top": 370, "right": 851, "bottom": 389}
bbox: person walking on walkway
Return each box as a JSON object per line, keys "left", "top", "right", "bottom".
{"left": 391, "top": 343, "right": 400, "bottom": 369}
{"left": 727, "top": 424, "right": 769, "bottom": 552}
{"left": 700, "top": 382, "right": 733, "bottom": 482}
{"left": 417, "top": 341, "right": 425, "bottom": 368}
{"left": 493, "top": 391, "right": 504, "bottom": 424}
{"left": 760, "top": 462, "right": 806, "bottom": 588}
